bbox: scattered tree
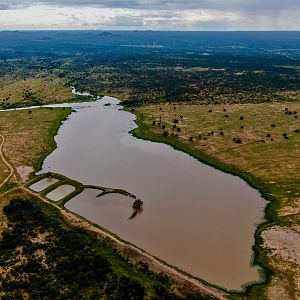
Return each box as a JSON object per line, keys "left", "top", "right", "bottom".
{"left": 133, "top": 199, "right": 143, "bottom": 210}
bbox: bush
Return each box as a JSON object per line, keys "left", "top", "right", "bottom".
{"left": 233, "top": 138, "right": 242, "bottom": 144}
{"left": 133, "top": 199, "right": 143, "bottom": 210}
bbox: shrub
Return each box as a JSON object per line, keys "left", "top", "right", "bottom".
{"left": 133, "top": 199, "right": 143, "bottom": 210}
{"left": 233, "top": 138, "right": 242, "bottom": 144}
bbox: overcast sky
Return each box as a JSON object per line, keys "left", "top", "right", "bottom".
{"left": 0, "top": 0, "right": 299, "bottom": 30}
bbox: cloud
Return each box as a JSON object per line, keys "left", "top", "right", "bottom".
{"left": 0, "top": 0, "right": 299, "bottom": 11}
{"left": 0, "top": 4, "right": 11, "bottom": 10}
{"left": 0, "top": 1, "right": 299, "bottom": 30}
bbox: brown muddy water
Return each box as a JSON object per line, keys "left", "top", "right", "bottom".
{"left": 39, "top": 97, "right": 266, "bottom": 290}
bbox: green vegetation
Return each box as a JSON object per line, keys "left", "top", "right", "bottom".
{"left": 1, "top": 31, "right": 299, "bottom": 299}
{"left": 0, "top": 77, "right": 94, "bottom": 109}
{"left": 27, "top": 172, "right": 85, "bottom": 207}
{"left": 133, "top": 199, "right": 144, "bottom": 210}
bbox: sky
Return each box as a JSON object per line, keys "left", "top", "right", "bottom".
{"left": 0, "top": 0, "right": 299, "bottom": 30}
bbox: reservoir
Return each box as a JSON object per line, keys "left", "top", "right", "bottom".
{"left": 40, "top": 97, "right": 266, "bottom": 290}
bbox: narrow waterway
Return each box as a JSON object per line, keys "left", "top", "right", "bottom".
{"left": 40, "top": 97, "right": 266, "bottom": 290}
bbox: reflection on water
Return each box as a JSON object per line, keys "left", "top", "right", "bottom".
{"left": 41, "top": 97, "right": 266, "bottom": 290}
{"left": 66, "top": 190, "right": 135, "bottom": 221}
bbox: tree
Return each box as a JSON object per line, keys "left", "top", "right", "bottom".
{"left": 133, "top": 199, "right": 143, "bottom": 210}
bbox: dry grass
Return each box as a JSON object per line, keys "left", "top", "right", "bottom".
{"left": 137, "top": 102, "right": 300, "bottom": 216}
{"left": 0, "top": 159, "right": 10, "bottom": 186}
{"left": 0, "top": 77, "right": 75, "bottom": 107}
{"left": 0, "top": 107, "right": 71, "bottom": 189}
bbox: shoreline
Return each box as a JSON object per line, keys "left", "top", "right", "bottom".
{"left": 129, "top": 109, "right": 278, "bottom": 297}
{"left": 11, "top": 103, "right": 229, "bottom": 298}
{"left": 34, "top": 108, "right": 73, "bottom": 175}
{"left": 0, "top": 98, "right": 274, "bottom": 297}
{"left": 36, "top": 100, "right": 267, "bottom": 294}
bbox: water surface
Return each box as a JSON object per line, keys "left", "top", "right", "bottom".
{"left": 46, "top": 184, "right": 76, "bottom": 201}
{"left": 29, "top": 178, "right": 59, "bottom": 192}
{"left": 40, "top": 97, "right": 265, "bottom": 290}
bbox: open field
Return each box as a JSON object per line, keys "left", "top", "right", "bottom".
{"left": 0, "top": 77, "right": 78, "bottom": 109}
{"left": 134, "top": 102, "right": 300, "bottom": 299}
{"left": 0, "top": 107, "right": 72, "bottom": 190}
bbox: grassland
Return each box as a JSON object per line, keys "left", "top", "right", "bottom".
{"left": 133, "top": 102, "right": 300, "bottom": 300}
{"left": 0, "top": 77, "right": 79, "bottom": 109}
{"left": 0, "top": 107, "right": 72, "bottom": 191}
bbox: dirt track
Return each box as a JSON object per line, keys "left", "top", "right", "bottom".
{"left": 0, "top": 135, "right": 14, "bottom": 190}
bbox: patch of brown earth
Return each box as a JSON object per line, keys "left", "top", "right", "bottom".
{"left": 263, "top": 226, "right": 300, "bottom": 265}
{"left": 16, "top": 166, "right": 34, "bottom": 183}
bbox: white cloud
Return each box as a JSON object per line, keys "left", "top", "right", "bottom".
{"left": 0, "top": 4, "right": 299, "bottom": 30}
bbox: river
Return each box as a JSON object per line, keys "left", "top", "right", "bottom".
{"left": 38, "top": 96, "right": 266, "bottom": 291}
